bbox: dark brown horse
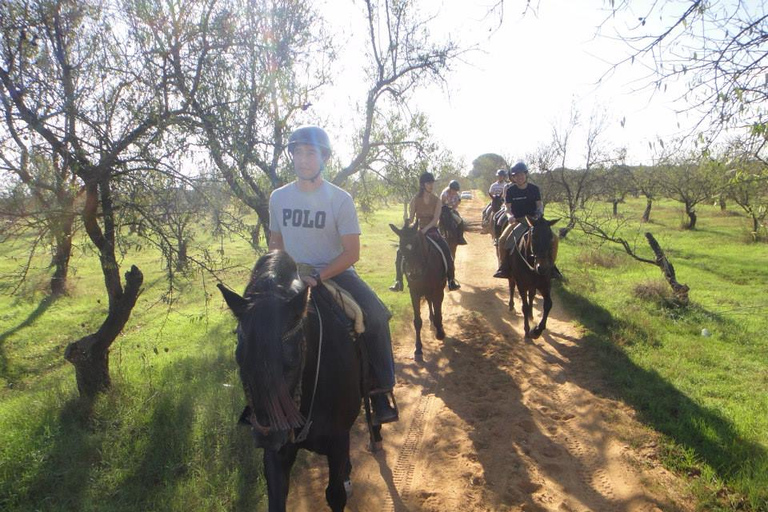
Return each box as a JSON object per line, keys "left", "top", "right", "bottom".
{"left": 390, "top": 222, "right": 446, "bottom": 362}
{"left": 508, "top": 216, "right": 559, "bottom": 339}
{"left": 218, "top": 250, "right": 372, "bottom": 511}
{"left": 439, "top": 205, "right": 460, "bottom": 259}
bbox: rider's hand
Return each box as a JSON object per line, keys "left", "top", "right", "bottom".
{"left": 301, "top": 275, "right": 319, "bottom": 287}
{"left": 507, "top": 213, "right": 516, "bottom": 223}
{"left": 302, "top": 270, "right": 322, "bottom": 288}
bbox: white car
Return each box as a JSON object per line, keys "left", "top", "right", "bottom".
{"left": 460, "top": 191, "right": 472, "bottom": 200}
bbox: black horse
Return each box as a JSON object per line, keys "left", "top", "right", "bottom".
{"left": 508, "top": 216, "right": 559, "bottom": 339}
{"left": 389, "top": 222, "right": 446, "bottom": 362}
{"left": 438, "top": 205, "right": 460, "bottom": 259}
{"left": 219, "top": 250, "right": 370, "bottom": 511}
{"left": 482, "top": 194, "right": 505, "bottom": 241}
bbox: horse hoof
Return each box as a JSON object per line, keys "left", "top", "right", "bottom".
{"left": 531, "top": 328, "right": 543, "bottom": 339}
{"left": 436, "top": 328, "right": 445, "bottom": 340}
{"left": 369, "top": 440, "right": 383, "bottom": 453}
{"left": 413, "top": 352, "right": 424, "bottom": 363}
{"left": 344, "top": 479, "right": 353, "bottom": 497}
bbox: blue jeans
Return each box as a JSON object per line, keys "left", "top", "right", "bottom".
{"left": 330, "top": 269, "right": 396, "bottom": 392}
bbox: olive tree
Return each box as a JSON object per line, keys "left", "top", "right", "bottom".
{"left": 0, "top": 0, "right": 184, "bottom": 397}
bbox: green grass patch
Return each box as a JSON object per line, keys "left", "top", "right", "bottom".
{"left": 552, "top": 198, "right": 768, "bottom": 511}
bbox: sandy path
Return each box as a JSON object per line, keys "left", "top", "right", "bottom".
{"left": 286, "top": 198, "right": 692, "bottom": 512}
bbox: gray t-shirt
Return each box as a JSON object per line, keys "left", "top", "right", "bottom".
{"left": 269, "top": 181, "right": 361, "bottom": 268}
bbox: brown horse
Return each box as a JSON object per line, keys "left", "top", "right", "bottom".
{"left": 390, "top": 222, "right": 446, "bottom": 362}
{"left": 508, "top": 216, "right": 559, "bottom": 338}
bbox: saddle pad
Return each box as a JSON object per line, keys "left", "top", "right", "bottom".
{"left": 297, "top": 263, "right": 365, "bottom": 334}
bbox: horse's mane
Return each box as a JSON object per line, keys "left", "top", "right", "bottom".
{"left": 244, "top": 250, "right": 304, "bottom": 299}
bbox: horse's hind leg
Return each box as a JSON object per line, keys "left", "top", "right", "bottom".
{"left": 507, "top": 277, "right": 516, "bottom": 312}
{"left": 325, "top": 433, "right": 352, "bottom": 511}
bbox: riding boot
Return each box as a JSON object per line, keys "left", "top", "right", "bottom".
{"left": 389, "top": 250, "right": 404, "bottom": 292}
{"left": 458, "top": 223, "right": 468, "bottom": 245}
{"left": 448, "top": 279, "right": 461, "bottom": 291}
{"left": 552, "top": 265, "right": 564, "bottom": 280}
{"left": 370, "top": 391, "right": 398, "bottom": 425}
{"left": 493, "top": 257, "right": 510, "bottom": 279}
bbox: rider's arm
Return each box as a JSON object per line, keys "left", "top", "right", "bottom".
{"left": 268, "top": 231, "right": 284, "bottom": 251}
{"left": 421, "top": 198, "right": 441, "bottom": 233}
{"left": 318, "top": 234, "right": 360, "bottom": 281}
{"left": 533, "top": 200, "right": 544, "bottom": 220}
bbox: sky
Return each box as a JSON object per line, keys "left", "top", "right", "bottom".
{"left": 319, "top": 0, "right": 703, "bottom": 169}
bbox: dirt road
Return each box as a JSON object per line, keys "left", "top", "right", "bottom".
{"left": 287, "top": 198, "right": 691, "bottom": 511}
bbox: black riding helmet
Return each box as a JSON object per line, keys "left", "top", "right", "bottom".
{"left": 286, "top": 125, "right": 331, "bottom": 159}
{"left": 510, "top": 161, "right": 529, "bottom": 174}
{"left": 419, "top": 172, "right": 435, "bottom": 184}
{"left": 449, "top": 180, "right": 460, "bottom": 191}
{"left": 496, "top": 169, "right": 508, "bottom": 177}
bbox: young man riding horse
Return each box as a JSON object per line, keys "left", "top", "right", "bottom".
{"left": 390, "top": 172, "right": 461, "bottom": 292}
{"left": 494, "top": 161, "right": 561, "bottom": 279}
{"left": 268, "top": 125, "right": 398, "bottom": 426}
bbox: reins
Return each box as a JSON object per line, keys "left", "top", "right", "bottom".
{"left": 515, "top": 228, "right": 537, "bottom": 272}
{"left": 295, "top": 291, "right": 323, "bottom": 443}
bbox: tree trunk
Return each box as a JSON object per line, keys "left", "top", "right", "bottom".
{"left": 175, "top": 238, "right": 188, "bottom": 272}
{"left": 645, "top": 233, "right": 689, "bottom": 304}
{"left": 685, "top": 206, "right": 697, "bottom": 230}
{"left": 64, "top": 265, "right": 143, "bottom": 397}
{"left": 65, "top": 181, "right": 143, "bottom": 399}
{"left": 50, "top": 231, "right": 73, "bottom": 296}
{"left": 612, "top": 200, "right": 619, "bottom": 217}
{"left": 642, "top": 198, "right": 652, "bottom": 222}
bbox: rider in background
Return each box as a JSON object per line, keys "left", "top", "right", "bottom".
{"left": 483, "top": 169, "right": 509, "bottom": 233}
{"left": 269, "top": 125, "right": 398, "bottom": 425}
{"left": 440, "top": 180, "right": 468, "bottom": 245}
{"left": 390, "top": 172, "right": 461, "bottom": 292}
{"left": 488, "top": 168, "right": 509, "bottom": 199}
{"left": 493, "top": 161, "right": 560, "bottom": 279}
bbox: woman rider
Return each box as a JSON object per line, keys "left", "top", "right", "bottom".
{"left": 440, "top": 180, "right": 468, "bottom": 245}
{"left": 493, "top": 161, "right": 560, "bottom": 279}
{"left": 390, "top": 172, "right": 461, "bottom": 292}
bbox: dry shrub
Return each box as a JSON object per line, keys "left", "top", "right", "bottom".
{"left": 633, "top": 279, "right": 675, "bottom": 304}
{"left": 576, "top": 249, "right": 622, "bottom": 268}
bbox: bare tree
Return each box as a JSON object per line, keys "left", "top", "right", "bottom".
{"left": 0, "top": 0, "right": 183, "bottom": 397}
{"left": 607, "top": 1, "right": 768, "bottom": 141}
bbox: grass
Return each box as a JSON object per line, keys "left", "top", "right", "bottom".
{"left": 551, "top": 197, "right": 768, "bottom": 511}
{"left": 0, "top": 196, "right": 766, "bottom": 511}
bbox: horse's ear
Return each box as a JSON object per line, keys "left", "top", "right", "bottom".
{"left": 548, "top": 218, "right": 560, "bottom": 227}
{"left": 218, "top": 283, "right": 248, "bottom": 318}
{"left": 389, "top": 223, "right": 401, "bottom": 236}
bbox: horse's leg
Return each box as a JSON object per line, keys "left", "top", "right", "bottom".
{"left": 263, "top": 444, "right": 299, "bottom": 512}
{"left": 531, "top": 285, "right": 553, "bottom": 339}
{"left": 432, "top": 291, "right": 445, "bottom": 340}
{"left": 363, "top": 395, "right": 383, "bottom": 452}
{"left": 411, "top": 291, "right": 424, "bottom": 362}
{"left": 516, "top": 283, "right": 532, "bottom": 338}
{"left": 528, "top": 288, "right": 536, "bottom": 322}
{"left": 325, "top": 433, "right": 351, "bottom": 512}
{"left": 507, "top": 276, "right": 515, "bottom": 312}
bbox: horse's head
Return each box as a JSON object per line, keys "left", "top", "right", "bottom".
{"left": 526, "top": 216, "right": 560, "bottom": 276}
{"left": 218, "top": 251, "right": 308, "bottom": 450}
{"left": 390, "top": 222, "right": 428, "bottom": 281}
{"left": 491, "top": 194, "right": 504, "bottom": 212}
